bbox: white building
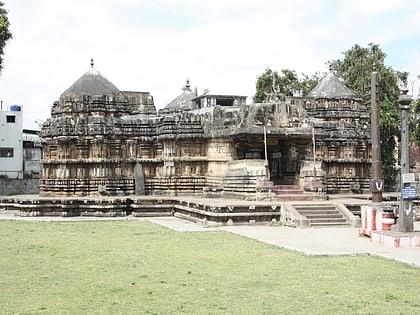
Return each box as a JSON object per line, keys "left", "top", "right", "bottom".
{"left": 22, "top": 129, "right": 42, "bottom": 178}
{"left": 0, "top": 104, "right": 23, "bottom": 179}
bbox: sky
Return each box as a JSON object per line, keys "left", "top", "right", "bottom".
{"left": 1, "top": 0, "right": 420, "bottom": 130}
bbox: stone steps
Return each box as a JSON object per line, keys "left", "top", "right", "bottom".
{"left": 293, "top": 204, "right": 350, "bottom": 227}
{"left": 309, "top": 218, "right": 348, "bottom": 224}
{"left": 311, "top": 221, "right": 350, "bottom": 227}
{"left": 273, "top": 185, "right": 314, "bottom": 202}
{"left": 346, "top": 204, "right": 362, "bottom": 217}
{"left": 303, "top": 213, "right": 344, "bottom": 219}
{"left": 273, "top": 185, "right": 303, "bottom": 194}
{"left": 275, "top": 195, "right": 314, "bottom": 202}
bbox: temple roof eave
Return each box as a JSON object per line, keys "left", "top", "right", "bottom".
{"left": 232, "top": 127, "right": 328, "bottom": 139}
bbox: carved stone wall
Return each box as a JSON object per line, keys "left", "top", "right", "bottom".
{"left": 303, "top": 97, "right": 371, "bottom": 192}
{"left": 40, "top": 68, "right": 371, "bottom": 196}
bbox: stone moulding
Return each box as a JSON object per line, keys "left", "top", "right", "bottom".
{"left": 0, "top": 195, "right": 282, "bottom": 226}
{"left": 39, "top": 67, "right": 372, "bottom": 197}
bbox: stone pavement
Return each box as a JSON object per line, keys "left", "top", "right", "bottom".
{"left": 1, "top": 213, "right": 419, "bottom": 268}
{"left": 147, "top": 217, "right": 420, "bottom": 268}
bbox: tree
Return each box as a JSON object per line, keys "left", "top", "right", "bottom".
{"left": 253, "top": 68, "right": 318, "bottom": 103}
{"left": 275, "top": 69, "right": 301, "bottom": 96}
{"left": 254, "top": 68, "right": 281, "bottom": 103}
{"left": 299, "top": 72, "right": 322, "bottom": 96}
{"left": 0, "top": 1, "right": 12, "bottom": 72}
{"left": 411, "top": 97, "right": 420, "bottom": 144}
{"left": 328, "top": 43, "right": 409, "bottom": 183}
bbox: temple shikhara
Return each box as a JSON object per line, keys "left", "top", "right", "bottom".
{"left": 40, "top": 61, "right": 371, "bottom": 197}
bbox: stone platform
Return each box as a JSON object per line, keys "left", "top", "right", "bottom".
{"left": 273, "top": 184, "right": 315, "bottom": 201}
{"left": 0, "top": 195, "right": 282, "bottom": 227}
{"left": 358, "top": 202, "right": 420, "bottom": 248}
{"left": 370, "top": 230, "right": 420, "bottom": 248}
{"left": 0, "top": 193, "right": 368, "bottom": 228}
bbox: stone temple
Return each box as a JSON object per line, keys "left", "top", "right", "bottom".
{"left": 40, "top": 61, "right": 371, "bottom": 197}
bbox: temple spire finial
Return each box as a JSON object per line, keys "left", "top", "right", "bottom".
{"left": 183, "top": 78, "right": 191, "bottom": 92}
{"left": 90, "top": 58, "right": 94, "bottom": 68}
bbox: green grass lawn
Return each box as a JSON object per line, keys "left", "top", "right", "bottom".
{"left": 0, "top": 220, "right": 419, "bottom": 315}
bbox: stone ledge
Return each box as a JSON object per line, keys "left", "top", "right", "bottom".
{"left": 370, "top": 230, "right": 420, "bottom": 248}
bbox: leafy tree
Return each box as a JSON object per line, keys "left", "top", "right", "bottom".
{"left": 276, "top": 69, "right": 301, "bottom": 96}
{"left": 0, "top": 1, "right": 12, "bottom": 72}
{"left": 328, "top": 43, "right": 409, "bottom": 184}
{"left": 254, "top": 44, "right": 418, "bottom": 184}
{"left": 411, "top": 97, "right": 420, "bottom": 144}
{"left": 253, "top": 68, "right": 318, "bottom": 103}
{"left": 299, "top": 72, "right": 322, "bottom": 96}
{"left": 254, "top": 68, "right": 281, "bottom": 103}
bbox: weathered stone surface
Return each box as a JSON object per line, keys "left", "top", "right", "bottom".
{"left": 40, "top": 66, "right": 371, "bottom": 197}
{"left": 0, "top": 179, "right": 40, "bottom": 195}
{"left": 306, "top": 72, "right": 357, "bottom": 99}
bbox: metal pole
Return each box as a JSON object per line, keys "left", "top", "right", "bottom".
{"left": 264, "top": 126, "right": 269, "bottom": 180}
{"left": 312, "top": 126, "right": 317, "bottom": 180}
{"left": 398, "top": 88, "right": 414, "bottom": 232}
{"left": 264, "top": 126, "right": 267, "bottom": 162}
{"left": 371, "top": 69, "right": 383, "bottom": 202}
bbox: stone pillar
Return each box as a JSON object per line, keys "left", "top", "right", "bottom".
{"left": 359, "top": 69, "right": 386, "bottom": 237}
{"left": 135, "top": 162, "right": 145, "bottom": 195}
{"left": 398, "top": 88, "right": 414, "bottom": 232}
{"left": 370, "top": 69, "right": 383, "bottom": 202}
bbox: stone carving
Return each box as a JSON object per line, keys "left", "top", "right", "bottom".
{"left": 40, "top": 64, "right": 371, "bottom": 196}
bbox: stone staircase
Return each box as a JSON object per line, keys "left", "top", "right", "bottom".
{"left": 344, "top": 204, "right": 361, "bottom": 218}
{"left": 293, "top": 204, "right": 350, "bottom": 227}
{"left": 273, "top": 185, "right": 314, "bottom": 201}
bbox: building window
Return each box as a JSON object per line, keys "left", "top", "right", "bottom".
{"left": 6, "top": 115, "right": 16, "bottom": 123}
{"left": 23, "top": 141, "right": 35, "bottom": 148}
{"left": 0, "top": 148, "right": 14, "bottom": 157}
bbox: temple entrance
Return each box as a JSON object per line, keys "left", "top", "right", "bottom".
{"left": 235, "top": 135, "right": 308, "bottom": 185}
{"left": 266, "top": 139, "right": 299, "bottom": 185}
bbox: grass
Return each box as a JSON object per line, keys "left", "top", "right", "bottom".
{"left": 0, "top": 220, "right": 419, "bottom": 314}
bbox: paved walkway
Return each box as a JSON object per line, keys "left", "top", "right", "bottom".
{"left": 147, "top": 217, "right": 420, "bottom": 268}
{"left": 1, "top": 213, "right": 419, "bottom": 268}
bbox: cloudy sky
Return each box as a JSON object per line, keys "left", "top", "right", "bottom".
{"left": 1, "top": 0, "right": 419, "bottom": 129}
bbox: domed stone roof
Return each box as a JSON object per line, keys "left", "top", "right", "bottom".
{"left": 60, "top": 59, "right": 120, "bottom": 98}
{"left": 160, "top": 80, "right": 195, "bottom": 113}
{"left": 307, "top": 72, "right": 356, "bottom": 99}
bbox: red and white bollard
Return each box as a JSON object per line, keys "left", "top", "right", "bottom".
{"left": 359, "top": 205, "right": 395, "bottom": 237}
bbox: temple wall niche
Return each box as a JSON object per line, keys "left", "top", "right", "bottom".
{"left": 207, "top": 161, "right": 229, "bottom": 178}
{"left": 203, "top": 139, "right": 234, "bottom": 185}
{"left": 206, "top": 138, "right": 235, "bottom": 160}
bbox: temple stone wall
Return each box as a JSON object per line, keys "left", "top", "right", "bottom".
{"left": 301, "top": 75, "right": 371, "bottom": 193}
{"left": 0, "top": 179, "right": 40, "bottom": 196}
{"left": 223, "top": 160, "right": 267, "bottom": 194}
{"left": 40, "top": 66, "right": 372, "bottom": 196}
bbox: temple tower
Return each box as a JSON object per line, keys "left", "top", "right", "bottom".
{"left": 40, "top": 61, "right": 157, "bottom": 196}
{"left": 305, "top": 72, "right": 371, "bottom": 193}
